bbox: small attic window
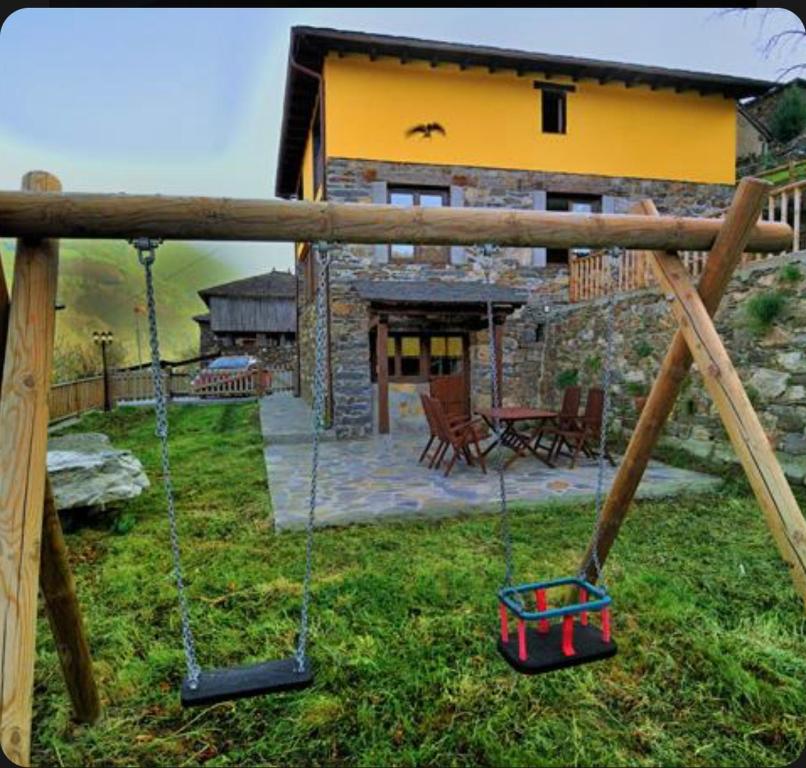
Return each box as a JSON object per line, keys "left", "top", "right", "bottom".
{"left": 542, "top": 89, "right": 566, "bottom": 134}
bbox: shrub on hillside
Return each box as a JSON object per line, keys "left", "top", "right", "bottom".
{"left": 770, "top": 87, "right": 806, "bottom": 143}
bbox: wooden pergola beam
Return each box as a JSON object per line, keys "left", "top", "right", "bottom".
{"left": 578, "top": 178, "right": 771, "bottom": 585}
{"left": 0, "top": 188, "right": 791, "bottom": 251}
{"left": 649, "top": 250, "right": 806, "bottom": 604}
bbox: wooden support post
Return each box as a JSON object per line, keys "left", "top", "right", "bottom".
{"left": 578, "top": 178, "right": 771, "bottom": 584}
{"left": 39, "top": 480, "right": 101, "bottom": 724}
{"left": 377, "top": 318, "right": 389, "bottom": 434}
{"left": 649, "top": 249, "right": 806, "bottom": 604}
{"left": 0, "top": 171, "right": 62, "bottom": 766}
{"left": 0, "top": 255, "right": 8, "bottom": 391}
{"left": 494, "top": 318, "right": 504, "bottom": 407}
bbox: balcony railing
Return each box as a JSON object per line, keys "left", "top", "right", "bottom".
{"left": 568, "top": 181, "right": 805, "bottom": 302}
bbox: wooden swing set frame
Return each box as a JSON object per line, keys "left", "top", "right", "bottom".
{"left": 1, "top": 171, "right": 805, "bottom": 766}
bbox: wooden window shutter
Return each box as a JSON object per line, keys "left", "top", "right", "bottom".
{"left": 602, "top": 195, "right": 617, "bottom": 214}
{"left": 371, "top": 181, "right": 388, "bottom": 264}
{"left": 449, "top": 185, "right": 465, "bottom": 265}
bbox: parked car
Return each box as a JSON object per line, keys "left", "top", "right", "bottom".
{"left": 190, "top": 355, "right": 270, "bottom": 397}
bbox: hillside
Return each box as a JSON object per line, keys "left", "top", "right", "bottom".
{"left": 0, "top": 239, "right": 240, "bottom": 379}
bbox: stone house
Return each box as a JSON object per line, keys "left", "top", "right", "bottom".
{"left": 276, "top": 26, "right": 772, "bottom": 439}
{"left": 193, "top": 270, "right": 296, "bottom": 366}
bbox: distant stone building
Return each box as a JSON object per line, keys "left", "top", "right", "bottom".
{"left": 276, "top": 26, "right": 772, "bottom": 439}
{"left": 193, "top": 270, "right": 296, "bottom": 366}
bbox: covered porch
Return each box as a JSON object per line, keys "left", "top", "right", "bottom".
{"left": 355, "top": 280, "right": 528, "bottom": 435}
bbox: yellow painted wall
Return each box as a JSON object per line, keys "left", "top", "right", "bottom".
{"left": 323, "top": 55, "right": 736, "bottom": 184}
{"left": 301, "top": 129, "right": 314, "bottom": 200}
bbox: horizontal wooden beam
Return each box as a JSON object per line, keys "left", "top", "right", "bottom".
{"left": 0, "top": 185, "right": 791, "bottom": 251}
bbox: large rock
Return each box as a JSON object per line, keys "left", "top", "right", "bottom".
{"left": 748, "top": 368, "right": 789, "bottom": 401}
{"left": 47, "top": 433, "right": 149, "bottom": 511}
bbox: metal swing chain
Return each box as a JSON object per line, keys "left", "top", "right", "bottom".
{"left": 480, "top": 244, "right": 514, "bottom": 588}
{"left": 133, "top": 237, "right": 202, "bottom": 689}
{"left": 580, "top": 247, "right": 622, "bottom": 588}
{"left": 294, "top": 240, "right": 331, "bottom": 672}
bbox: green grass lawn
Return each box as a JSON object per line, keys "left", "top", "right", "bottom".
{"left": 34, "top": 403, "right": 806, "bottom": 767}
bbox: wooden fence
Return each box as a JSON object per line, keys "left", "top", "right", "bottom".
{"left": 48, "top": 376, "right": 106, "bottom": 422}
{"left": 570, "top": 179, "right": 806, "bottom": 302}
{"left": 48, "top": 364, "right": 295, "bottom": 422}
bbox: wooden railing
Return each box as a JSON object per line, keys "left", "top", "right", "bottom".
{"left": 48, "top": 376, "right": 105, "bottom": 422}
{"left": 570, "top": 180, "right": 806, "bottom": 302}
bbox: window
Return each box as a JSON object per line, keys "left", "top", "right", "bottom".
{"left": 429, "top": 336, "right": 463, "bottom": 376}
{"left": 542, "top": 90, "right": 566, "bottom": 134}
{"left": 546, "top": 193, "right": 602, "bottom": 264}
{"left": 388, "top": 186, "right": 450, "bottom": 263}
{"left": 375, "top": 333, "right": 465, "bottom": 381}
{"left": 534, "top": 81, "right": 573, "bottom": 135}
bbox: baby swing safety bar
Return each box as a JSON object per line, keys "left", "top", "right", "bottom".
{"left": 484, "top": 244, "right": 621, "bottom": 674}
{"left": 132, "top": 237, "right": 331, "bottom": 706}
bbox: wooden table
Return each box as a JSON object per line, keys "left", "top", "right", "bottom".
{"left": 475, "top": 407, "right": 558, "bottom": 467}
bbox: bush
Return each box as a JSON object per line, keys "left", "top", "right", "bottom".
{"left": 770, "top": 87, "right": 806, "bottom": 143}
{"left": 584, "top": 354, "right": 602, "bottom": 374}
{"left": 625, "top": 381, "right": 648, "bottom": 397}
{"left": 745, "top": 290, "right": 787, "bottom": 336}
{"left": 633, "top": 339, "right": 653, "bottom": 359}
{"left": 778, "top": 262, "right": 803, "bottom": 285}
{"left": 555, "top": 369, "right": 579, "bottom": 389}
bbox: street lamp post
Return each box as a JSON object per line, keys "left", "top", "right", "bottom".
{"left": 93, "top": 330, "right": 114, "bottom": 411}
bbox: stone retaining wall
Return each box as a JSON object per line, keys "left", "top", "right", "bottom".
{"left": 517, "top": 251, "right": 806, "bottom": 485}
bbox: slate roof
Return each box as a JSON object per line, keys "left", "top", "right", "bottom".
{"left": 198, "top": 270, "right": 295, "bottom": 302}
{"left": 353, "top": 280, "right": 528, "bottom": 306}
{"left": 192, "top": 313, "right": 211, "bottom": 324}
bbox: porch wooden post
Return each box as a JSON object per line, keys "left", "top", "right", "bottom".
{"left": 377, "top": 317, "right": 390, "bottom": 434}
{"left": 494, "top": 317, "right": 504, "bottom": 407}
{"left": 578, "top": 178, "right": 771, "bottom": 583}
{"left": 649, "top": 249, "right": 806, "bottom": 605}
{"left": 0, "top": 171, "right": 61, "bottom": 765}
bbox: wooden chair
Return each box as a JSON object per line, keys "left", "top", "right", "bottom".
{"left": 546, "top": 387, "right": 615, "bottom": 469}
{"left": 419, "top": 392, "right": 446, "bottom": 468}
{"left": 426, "top": 394, "right": 487, "bottom": 477}
{"left": 529, "top": 386, "right": 581, "bottom": 462}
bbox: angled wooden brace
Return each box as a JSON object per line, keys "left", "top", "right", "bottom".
{"left": 649, "top": 249, "right": 806, "bottom": 604}
{"left": 578, "top": 178, "right": 806, "bottom": 608}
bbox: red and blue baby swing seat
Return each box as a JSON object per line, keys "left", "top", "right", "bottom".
{"left": 497, "top": 576, "right": 616, "bottom": 673}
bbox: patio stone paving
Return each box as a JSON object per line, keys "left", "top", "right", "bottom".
{"left": 260, "top": 394, "right": 722, "bottom": 531}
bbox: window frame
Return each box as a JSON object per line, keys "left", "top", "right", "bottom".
{"left": 373, "top": 331, "right": 467, "bottom": 383}
{"left": 387, "top": 185, "right": 451, "bottom": 263}
{"left": 534, "top": 81, "right": 574, "bottom": 136}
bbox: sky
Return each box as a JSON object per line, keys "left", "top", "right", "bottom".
{"left": 0, "top": 7, "right": 804, "bottom": 275}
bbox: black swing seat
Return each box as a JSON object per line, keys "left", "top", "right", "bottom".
{"left": 498, "top": 622, "right": 616, "bottom": 675}
{"left": 181, "top": 656, "right": 313, "bottom": 707}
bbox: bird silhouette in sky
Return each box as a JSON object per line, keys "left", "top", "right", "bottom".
{"left": 405, "top": 122, "right": 447, "bottom": 139}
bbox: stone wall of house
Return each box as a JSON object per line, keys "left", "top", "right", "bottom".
{"left": 518, "top": 251, "right": 806, "bottom": 485}
{"left": 295, "top": 157, "right": 736, "bottom": 438}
